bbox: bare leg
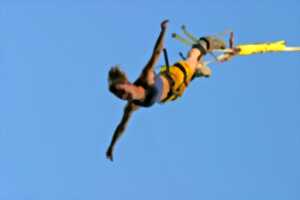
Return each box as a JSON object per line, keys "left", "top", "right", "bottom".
{"left": 106, "top": 102, "right": 139, "bottom": 161}
{"left": 185, "top": 48, "right": 203, "bottom": 73}
{"left": 138, "top": 20, "right": 169, "bottom": 84}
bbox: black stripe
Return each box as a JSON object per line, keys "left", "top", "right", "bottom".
{"left": 160, "top": 72, "right": 175, "bottom": 102}
{"left": 160, "top": 63, "right": 189, "bottom": 103}
{"left": 192, "top": 43, "right": 207, "bottom": 55}
{"left": 199, "top": 37, "right": 210, "bottom": 50}
{"left": 173, "top": 63, "right": 188, "bottom": 87}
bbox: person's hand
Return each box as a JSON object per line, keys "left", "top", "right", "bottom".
{"left": 161, "top": 19, "right": 169, "bottom": 30}
{"left": 106, "top": 146, "right": 114, "bottom": 161}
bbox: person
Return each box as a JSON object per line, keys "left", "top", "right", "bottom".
{"left": 106, "top": 20, "right": 226, "bottom": 161}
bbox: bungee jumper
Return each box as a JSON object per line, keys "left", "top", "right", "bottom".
{"left": 106, "top": 20, "right": 226, "bottom": 161}
{"left": 106, "top": 20, "right": 300, "bottom": 161}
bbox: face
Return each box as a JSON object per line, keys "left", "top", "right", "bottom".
{"left": 114, "top": 84, "right": 133, "bottom": 100}
{"left": 119, "top": 91, "right": 133, "bottom": 100}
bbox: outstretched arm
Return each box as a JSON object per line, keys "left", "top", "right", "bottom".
{"left": 139, "top": 20, "right": 169, "bottom": 82}
{"left": 106, "top": 102, "right": 139, "bottom": 161}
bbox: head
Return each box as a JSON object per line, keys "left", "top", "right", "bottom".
{"left": 108, "top": 66, "right": 132, "bottom": 100}
{"left": 111, "top": 83, "right": 134, "bottom": 100}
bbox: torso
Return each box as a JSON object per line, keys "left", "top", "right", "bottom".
{"left": 159, "top": 75, "right": 171, "bottom": 101}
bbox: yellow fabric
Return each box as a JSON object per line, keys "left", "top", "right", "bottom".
{"left": 160, "top": 61, "right": 194, "bottom": 101}
{"left": 237, "top": 40, "right": 286, "bottom": 55}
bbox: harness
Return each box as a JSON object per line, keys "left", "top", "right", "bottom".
{"left": 160, "top": 49, "right": 194, "bottom": 102}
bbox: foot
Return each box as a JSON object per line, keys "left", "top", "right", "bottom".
{"left": 195, "top": 63, "right": 212, "bottom": 78}
{"left": 199, "top": 36, "right": 226, "bottom": 52}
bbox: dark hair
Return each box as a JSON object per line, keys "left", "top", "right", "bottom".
{"left": 108, "top": 66, "right": 129, "bottom": 95}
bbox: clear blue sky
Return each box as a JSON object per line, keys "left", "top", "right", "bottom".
{"left": 1, "top": 1, "right": 300, "bottom": 200}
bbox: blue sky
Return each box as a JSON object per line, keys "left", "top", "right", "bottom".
{"left": 1, "top": 1, "right": 300, "bottom": 200}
